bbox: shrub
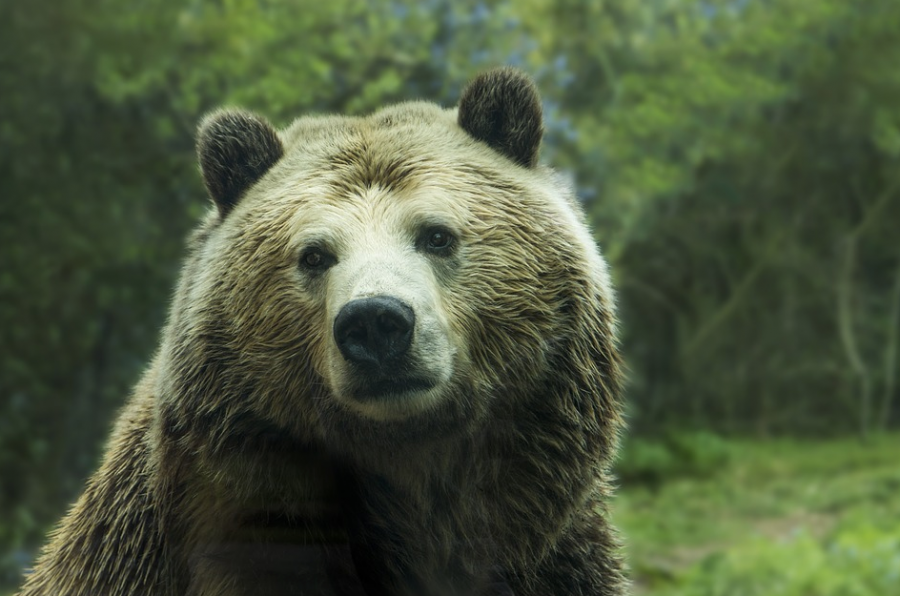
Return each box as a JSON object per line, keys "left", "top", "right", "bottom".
{"left": 616, "top": 430, "right": 733, "bottom": 487}
{"left": 663, "top": 520, "right": 900, "bottom": 596}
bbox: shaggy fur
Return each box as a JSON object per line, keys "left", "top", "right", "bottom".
{"left": 17, "top": 68, "right": 627, "bottom": 596}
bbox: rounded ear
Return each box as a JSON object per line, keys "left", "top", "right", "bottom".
{"left": 457, "top": 68, "right": 543, "bottom": 168}
{"left": 196, "top": 109, "right": 284, "bottom": 216}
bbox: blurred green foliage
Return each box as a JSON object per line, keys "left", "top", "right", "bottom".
{"left": 614, "top": 436, "right": 900, "bottom": 595}
{"left": 2, "top": 0, "right": 900, "bottom": 590}
{"left": 671, "top": 525, "right": 900, "bottom": 596}
{"left": 616, "top": 430, "right": 734, "bottom": 487}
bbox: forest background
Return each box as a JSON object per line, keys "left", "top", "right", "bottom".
{"left": 1, "top": 1, "right": 898, "bottom": 593}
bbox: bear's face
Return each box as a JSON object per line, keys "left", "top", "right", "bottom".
{"left": 296, "top": 187, "right": 467, "bottom": 418}
{"left": 173, "top": 69, "right": 608, "bottom": 450}
{"left": 261, "top": 155, "right": 469, "bottom": 425}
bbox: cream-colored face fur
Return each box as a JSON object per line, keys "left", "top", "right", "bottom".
{"left": 289, "top": 184, "right": 464, "bottom": 421}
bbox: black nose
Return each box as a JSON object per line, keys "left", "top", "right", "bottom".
{"left": 334, "top": 296, "right": 415, "bottom": 369}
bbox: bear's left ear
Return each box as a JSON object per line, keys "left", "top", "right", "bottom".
{"left": 458, "top": 68, "right": 543, "bottom": 168}
{"left": 196, "top": 109, "right": 284, "bottom": 217}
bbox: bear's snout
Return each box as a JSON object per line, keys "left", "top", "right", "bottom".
{"left": 333, "top": 295, "right": 415, "bottom": 371}
{"left": 326, "top": 257, "right": 453, "bottom": 407}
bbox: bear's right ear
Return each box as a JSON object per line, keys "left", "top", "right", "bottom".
{"left": 196, "top": 109, "right": 284, "bottom": 217}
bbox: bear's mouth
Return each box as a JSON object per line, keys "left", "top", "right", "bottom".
{"left": 351, "top": 376, "right": 436, "bottom": 402}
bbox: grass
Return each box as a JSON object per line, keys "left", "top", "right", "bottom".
{"left": 612, "top": 433, "right": 900, "bottom": 595}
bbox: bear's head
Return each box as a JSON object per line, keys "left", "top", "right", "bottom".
{"left": 158, "top": 69, "right": 618, "bottom": 459}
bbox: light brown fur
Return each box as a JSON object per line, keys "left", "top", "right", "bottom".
{"left": 18, "top": 69, "right": 627, "bottom": 596}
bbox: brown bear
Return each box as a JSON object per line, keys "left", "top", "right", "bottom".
{"left": 17, "top": 68, "right": 627, "bottom": 596}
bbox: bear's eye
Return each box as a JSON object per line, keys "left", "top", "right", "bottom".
{"left": 421, "top": 227, "right": 455, "bottom": 255}
{"left": 299, "top": 248, "right": 335, "bottom": 272}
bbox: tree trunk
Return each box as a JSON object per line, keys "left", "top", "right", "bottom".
{"left": 836, "top": 235, "right": 872, "bottom": 440}
{"left": 878, "top": 257, "right": 900, "bottom": 431}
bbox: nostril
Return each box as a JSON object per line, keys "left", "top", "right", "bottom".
{"left": 345, "top": 320, "right": 368, "bottom": 343}
{"left": 377, "top": 312, "right": 402, "bottom": 335}
{"left": 334, "top": 296, "right": 415, "bottom": 368}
